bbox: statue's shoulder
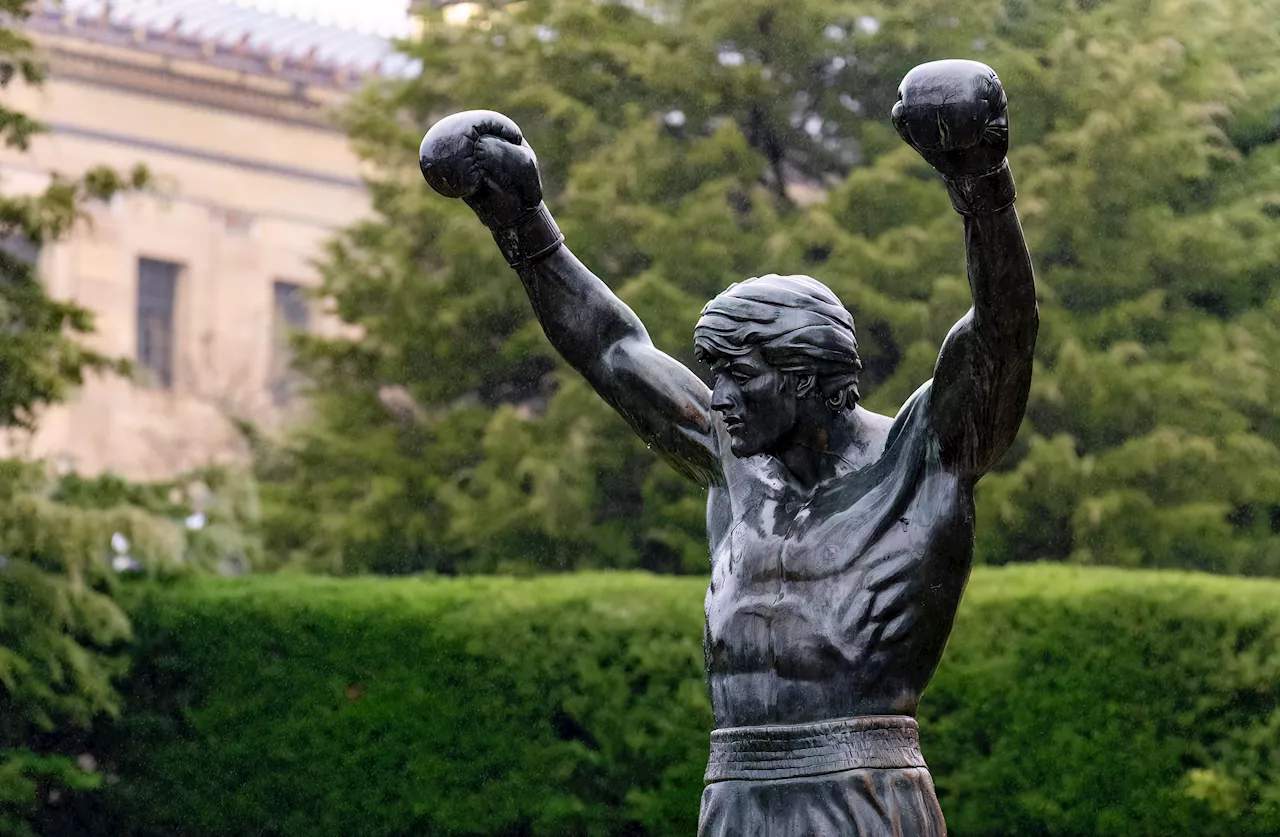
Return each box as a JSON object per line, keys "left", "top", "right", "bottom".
{"left": 882, "top": 380, "right": 937, "bottom": 454}
{"left": 850, "top": 406, "right": 895, "bottom": 458}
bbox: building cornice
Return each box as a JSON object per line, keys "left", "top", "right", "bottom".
{"left": 24, "top": 6, "right": 386, "bottom": 89}
{"left": 20, "top": 1, "right": 422, "bottom": 126}
{"left": 33, "top": 31, "right": 349, "bottom": 129}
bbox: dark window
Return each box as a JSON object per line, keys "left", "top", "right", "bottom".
{"left": 137, "top": 258, "right": 180, "bottom": 389}
{"left": 270, "top": 281, "right": 309, "bottom": 405}
{"left": 0, "top": 233, "right": 40, "bottom": 268}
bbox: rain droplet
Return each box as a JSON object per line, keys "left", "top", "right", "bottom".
{"left": 112, "top": 555, "right": 141, "bottom": 573}
{"left": 717, "top": 49, "right": 745, "bottom": 68}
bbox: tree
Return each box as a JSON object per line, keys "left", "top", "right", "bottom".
{"left": 262, "top": 0, "right": 1280, "bottom": 577}
{"left": 0, "top": 2, "right": 183, "bottom": 833}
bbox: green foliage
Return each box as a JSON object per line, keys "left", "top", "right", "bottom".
{"left": 51, "top": 466, "right": 265, "bottom": 575}
{"left": 87, "top": 566, "right": 1280, "bottom": 836}
{"left": 0, "top": 462, "right": 183, "bottom": 836}
{"left": 0, "top": 3, "right": 163, "bottom": 831}
{"left": 0, "top": 459, "right": 265, "bottom": 834}
{"left": 105, "top": 571, "right": 711, "bottom": 837}
{"left": 260, "top": 0, "right": 1280, "bottom": 576}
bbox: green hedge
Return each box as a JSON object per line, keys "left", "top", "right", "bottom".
{"left": 91, "top": 566, "right": 1280, "bottom": 836}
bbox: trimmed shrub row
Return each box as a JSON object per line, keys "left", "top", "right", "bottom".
{"left": 81, "top": 566, "right": 1280, "bottom": 836}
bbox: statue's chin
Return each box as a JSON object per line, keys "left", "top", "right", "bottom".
{"left": 728, "top": 434, "right": 764, "bottom": 459}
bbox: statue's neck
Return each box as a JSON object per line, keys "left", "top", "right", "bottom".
{"left": 772, "top": 407, "right": 865, "bottom": 490}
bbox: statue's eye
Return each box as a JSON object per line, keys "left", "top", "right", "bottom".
{"left": 730, "top": 369, "right": 753, "bottom": 384}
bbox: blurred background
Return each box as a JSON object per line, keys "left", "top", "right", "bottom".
{"left": 1, "top": 0, "right": 1279, "bottom": 835}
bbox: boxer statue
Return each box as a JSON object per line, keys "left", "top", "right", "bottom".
{"left": 420, "top": 59, "right": 1037, "bottom": 837}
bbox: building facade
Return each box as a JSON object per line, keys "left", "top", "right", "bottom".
{"left": 1, "top": 0, "right": 419, "bottom": 479}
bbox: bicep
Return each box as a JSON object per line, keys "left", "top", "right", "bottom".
{"left": 930, "top": 309, "right": 1033, "bottom": 478}
{"left": 597, "top": 336, "right": 722, "bottom": 487}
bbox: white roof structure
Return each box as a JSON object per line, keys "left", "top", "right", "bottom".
{"left": 26, "top": 0, "right": 423, "bottom": 86}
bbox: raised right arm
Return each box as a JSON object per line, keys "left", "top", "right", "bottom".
{"left": 419, "top": 111, "right": 721, "bottom": 486}
{"left": 516, "top": 246, "right": 720, "bottom": 485}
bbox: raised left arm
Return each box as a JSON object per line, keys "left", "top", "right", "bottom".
{"left": 892, "top": 60, "right": 1039, "bottom": 478}
{"left": 931, "top": 201, "right": 1037, "bottom": 477}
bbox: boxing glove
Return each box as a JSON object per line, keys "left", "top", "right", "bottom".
{"left": 419, "top": 110, "right": 563, "bottom": 267}
{"left": 891, "top": 60, "right": 1016, "bottom": 215}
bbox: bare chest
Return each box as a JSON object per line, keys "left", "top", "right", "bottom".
{"left": 702, "top": 463, "right": 974, "bottom": 688}
{"left": 710, "top": 452, "right": 966, "bottom": 577}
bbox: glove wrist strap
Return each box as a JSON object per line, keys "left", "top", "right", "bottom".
{"left": 942, "top": 159, "right": 1016, "bottom": 216}
{"left": 492, "top": 203, "right": 564, "bottom": 268}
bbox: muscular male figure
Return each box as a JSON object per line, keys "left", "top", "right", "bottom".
{"left": 419, "top": 59, "right": 1038, "bottom": 836}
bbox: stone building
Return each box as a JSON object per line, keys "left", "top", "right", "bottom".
{"left": 0, "top": 0, "right": 421, "bottom": 479}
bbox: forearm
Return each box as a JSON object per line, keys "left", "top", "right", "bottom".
{"left": 514, "top": 245, "right": 651, "bottom": 382}
{"left": 950, "top": 163, "right": 1038, "bottom": 352}
{"left": 963, "top": 204, "right": 1038, "bottom": 351}
{"left": 489, "top": 201, "right": 650, "bottom": 381}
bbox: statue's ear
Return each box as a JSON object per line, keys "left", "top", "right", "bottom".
{"left": 795, "top": 374, "right": 818, "bottom": 399}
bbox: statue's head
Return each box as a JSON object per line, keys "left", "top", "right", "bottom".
{"left": 694, "top": 274, "right": 862, "bottom": 458}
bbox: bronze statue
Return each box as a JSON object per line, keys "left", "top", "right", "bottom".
{"left": 420, "top": 59, "right": 1037, "bottom": 837}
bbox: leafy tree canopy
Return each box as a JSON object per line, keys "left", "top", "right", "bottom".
{"left": 261, "top": 0, "right": 1280, "bottom": 577}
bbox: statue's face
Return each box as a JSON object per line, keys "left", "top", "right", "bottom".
{"left": 707, "top": 346, "right": 799, "bottom": 458}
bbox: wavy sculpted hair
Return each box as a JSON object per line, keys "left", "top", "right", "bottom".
{"left": 693, "top": 274, "right": 863, "bottom": 412}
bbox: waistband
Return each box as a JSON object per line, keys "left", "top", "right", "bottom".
{"left": 704, "top": 715, "right": 926, "bottom": 783}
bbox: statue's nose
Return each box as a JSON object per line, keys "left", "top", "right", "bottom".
{"left": 711, "top": 382, "right": 737, "bottom": 414}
